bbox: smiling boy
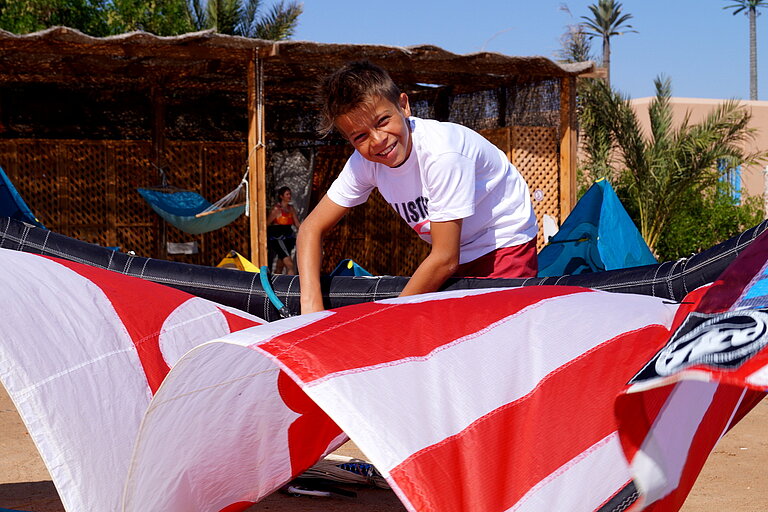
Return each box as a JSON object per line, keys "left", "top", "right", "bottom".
{"left": 297, "top": 61, "right": 538, "bottom": 314}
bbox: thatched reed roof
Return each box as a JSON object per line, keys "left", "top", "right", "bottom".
{"left": 0, "top": 26, "right": 595, "bottom": 98}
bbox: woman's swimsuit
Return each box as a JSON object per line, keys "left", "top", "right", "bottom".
{"left": 268, "top": 205, "right": 296, "bottom": 259}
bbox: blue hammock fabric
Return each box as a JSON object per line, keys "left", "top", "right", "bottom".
{"left": 537, "top": 179, "right": 656, "bottom": 277}
{"left": 137, "top": 188, "right": 245, "bottom": 235}
{"left": 0, "top": 166, "right": 44, "bottom": 228}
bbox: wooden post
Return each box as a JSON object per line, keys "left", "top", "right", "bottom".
{"left": 247, "top": 53, "right": 268, "bottom": 266}
{"left": 559, "top": 76, "right": 577, "bottom": 222}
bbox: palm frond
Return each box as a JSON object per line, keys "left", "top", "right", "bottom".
{"left": 723, "top": 0, "right": 768, "bottom": 15}
{"left": 206, "top": 0, "right": 242, "bottom": 35}
{"left": 237, "top": 0, "right": 262, "bottom": 37}
{"left": 648, "top": 76, "right": 673, "bottom": 148}
{"left": 579, "top": 74, "right": 767, "bottom": 252}
{"left": 580, "top": 0, "right": 636, "bottom": 37}
{"left": 254, "top": 0, "right": 302, "bottom": 40}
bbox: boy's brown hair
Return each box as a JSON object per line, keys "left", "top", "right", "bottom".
{"left": 317, "top": 60, "right": 402, "bottom": 137}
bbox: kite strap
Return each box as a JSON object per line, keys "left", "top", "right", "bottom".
{"left": 259, "top": 266, "right": 292, "bottom": 318}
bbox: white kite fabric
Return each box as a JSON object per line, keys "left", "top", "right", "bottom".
{"left": 1, "top": 230, "right": 768, "bottom": 511}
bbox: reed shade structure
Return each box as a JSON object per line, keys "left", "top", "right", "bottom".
{"left": 0, "top": 27, "right": 596, "bottom": 273}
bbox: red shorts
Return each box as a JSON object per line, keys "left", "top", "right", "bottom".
{"left": 454, "top": 239, "right": 538, "bottom": 279}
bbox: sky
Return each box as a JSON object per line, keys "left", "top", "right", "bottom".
{"left": 288, "top": 0, "right": 768, "bottom": 102}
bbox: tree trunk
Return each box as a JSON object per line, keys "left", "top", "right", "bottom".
{"left": 750, "top": 8, "right": 758, "bottom": 100}
{"left": 603, "top": 36, "right": 611, "bottom": 88}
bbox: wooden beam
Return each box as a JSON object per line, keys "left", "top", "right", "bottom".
{"left": 247, "top": 53, "right": 268, "bottom": 266}
{"left": 0, "top": 39, "right": 278, "bottom": 62}
{"left": 578, "top": 67, "right": 608, "bottom": 79}
{"left": 559, "top": 76, "right": 577, "bottom": 222}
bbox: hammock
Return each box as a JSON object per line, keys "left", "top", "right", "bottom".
{"left": 138, "top": 172, "right": 247, "bottom": 235}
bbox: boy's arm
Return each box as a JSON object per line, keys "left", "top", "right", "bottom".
{"left": 399, "top": 219, "right": 462, "bottom": 297}
{"left": 297, "top": 195, "right": 349, "bottom": 314}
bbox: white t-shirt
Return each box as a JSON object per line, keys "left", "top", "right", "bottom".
{"left": 326, "top": 117, "right": 538, "bottom": 264}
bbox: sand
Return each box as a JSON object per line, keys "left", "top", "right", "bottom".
{"left": 1, "top": 385, "right": 765, "bottom": 511}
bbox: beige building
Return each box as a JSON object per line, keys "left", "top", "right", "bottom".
{"left": 630, "top": 97, "right": 768, "bottom": 214}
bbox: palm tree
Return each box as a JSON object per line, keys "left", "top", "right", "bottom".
{"left": 189, "top": 0, "right": 302, "bottom": 39}
{"left": 580, "top": 77, "right": 766, "bottom": 253}
{"left": 724, "top": 0, "right": 768, "bottom": 100}
{"left": 580, "top": 0, "right": 636, "bottom": 87}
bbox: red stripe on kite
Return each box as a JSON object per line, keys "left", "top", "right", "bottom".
{"left": 644, "top": 384, "right": 750, "bottom": 511}
{"left": 44, "top": 256, "right": 194, "bottom": 393}
{"left": 217, "top": 502, "right": 256, "bottom": 512}
{"left": 263, "top": 286, "right": 592, "bottom": 383}
{"left": 219, "top": 308, "right": 262, "bottom": 333}
{"left": 277, "top": 371, "right": 343, "bottom": 477}
{"left": 389, "top": 324, "right": 670, "bottom": 512}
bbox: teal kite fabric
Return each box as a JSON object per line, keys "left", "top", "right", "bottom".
{"left": 537, "top": 179, "right": 656, "bottom": 277}
{"left": 329, "top": 259, "right": 373, "bottom": 277}
{"left": 137, "top": 188, "right": 244, "bottom": 235}
{"left": 0, "top": 166, "right": 44, "bottom": 228}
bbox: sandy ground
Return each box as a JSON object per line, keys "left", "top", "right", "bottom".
{"left": 1, "top": 384, "right": 766, "bottom": 511}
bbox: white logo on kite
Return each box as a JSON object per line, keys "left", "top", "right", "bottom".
{"left": 653, "top": 310, "right": 768, "bottom": 376}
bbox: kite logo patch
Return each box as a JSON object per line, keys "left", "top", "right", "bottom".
{"left": 630, "top": 309, "right": 768, "bottom": 383}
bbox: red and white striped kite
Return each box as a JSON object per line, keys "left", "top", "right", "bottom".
{"left": 0, "top": 234, "right": 767, "bottom": 511}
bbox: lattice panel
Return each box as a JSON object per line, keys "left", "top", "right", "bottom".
{"left": 118, "top": 226, "right": 155, "bottom": 257}
{"left": 114, "top": 142, "right": 154, "bottom": 255}
{"left": 115, "top": 142, "right": 153, "bottom": 224}
{"left": 479, "top": 127, "right": 561, "bottom": 251}
{"left": 161, "top": 142, "right": 204, "bottom": 264}
{"left": 62, "top": 142, "right": 111, "bottom": 246}
{"left": 511, "top": 126, "right": 560, "bottom": 251}
{"left": 0, "top": 139, "right": 253, "bottom": 265}
{"left": 310, "top": 145, "right": 352, "bottom": 205}
{"left": 202, "top": 143, "right": 250, "bottom": 266}
{"left": 9, "top": 141, "right": 61, "bottom": 226}
{"left": 480, "top": 128, "right": 512, "bottom": 161}
{"left": 2, "top": 130, "right": 564, "bottom": 271}
{"left": 0, "top": 142, "right": 18, "bottom": 199}
{"left": 165, "top": 141, "right": 204, "bottom": 191}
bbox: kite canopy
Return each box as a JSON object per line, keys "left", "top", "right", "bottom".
{"left": 216, "top": 250, "right": 259, "bottom": 273}
{"left": 1, "top": 231, "right": 768, "bottom": 510}
{"left": 538, "top": 179, "right": 656, "bottom": 276}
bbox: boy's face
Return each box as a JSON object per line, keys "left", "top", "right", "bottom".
{"left": 335, "top": 93, "right": 412, "bottom": 168}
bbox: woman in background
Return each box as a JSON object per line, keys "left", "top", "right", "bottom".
{"left": 267, "top": 186, "right": 301, "bottom": 274}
